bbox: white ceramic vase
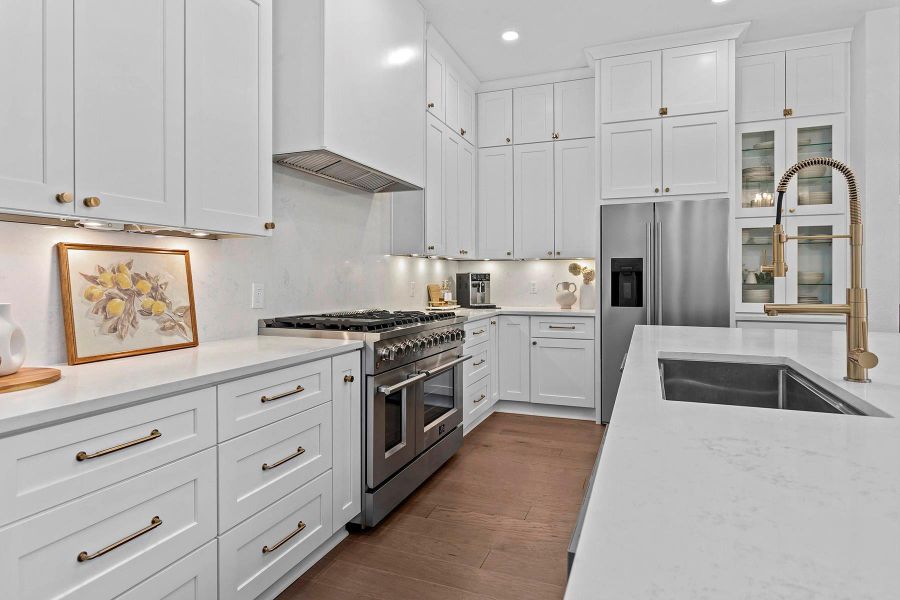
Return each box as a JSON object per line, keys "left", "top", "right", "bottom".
{"left": 0, "top": 303, "right": 26, "bottom": 377}
{"left": 555, "top": 282, "right": 578, "bottom": 310}
{"left": 579, "top": 283, "right": 596, "bottom": 310}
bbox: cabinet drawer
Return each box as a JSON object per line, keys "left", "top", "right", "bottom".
{"left": 530, "top": 316, "right": 595, "bottom": 339}
{"left": 114, "top": 540, "right": 217, "bottom": 600}
{"left": 218, "top": 359, "right": 332, "bottom": 441}
{"left": 219, "top": 471, "right": 333, "bottom": 600}
{"left": 0, "top": 388, "right": 216, "bottom": 526}
{"left": 218, "top": 402, "right": 333, "bottom": 533}
{"left": 464, "top": 318, "right": 492, "bottom": 345}
{"left": 0, "top": 449, "right": 217, "bottom": 600}
{"left": 463, "top": 377, "right": 491, "bottom": 429}
{"left": 463, "top": 341, "right": 491, "bottom": 384}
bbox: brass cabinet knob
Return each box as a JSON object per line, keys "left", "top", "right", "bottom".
{"left": 505, "top": 137, "right": 511, "bottom": 143}
{"left": 783, "top": 108, "right": 793, "bottom": 117}
{"left": 556, "top": 251, "right": 561, "bottom": 255}
{"left": 532, "top": 341, "right": 537, "bottom": 346}
{"left": 552, "top": 132, "right": 560, "bottom": 140}
{"left": 428, "top": 245, "right": 435, "bottom": 251}
{"left": 56, "top": 192, "right": 73, "bottom": 204}
{"left": 664, "top": 187, "right": 670, "bottom": 193}
{"left": 264, "top": 222, "right": 275, "bottom": 230}
{"left": 83, "top": 196, "right": 101, "bottom": 208}
{"left": 654, "top": 187, "right": 660, "bottom": 193}
{"left": 547, "top": 251, "right": 553, "bottom": 256}
{"left": 506, "top": 251, "right": 512, "bottom": 256}
{"left": 344, "top": 374, "right": 355, "bottom": 383}
{"left": 427, "top": 102, "right": 435, "bottom": 108}
{"left": 788, "top": 208, "right": 796, "bottom": 213}
{"left": 460, "top": 128, "right": 466, "bottom": 136}
{"left": 659, "top": 107, "right": 668, "bottom": 116}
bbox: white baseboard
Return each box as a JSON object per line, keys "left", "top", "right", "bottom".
{"left": 256, "top": 528, "right": 348, "bottom": 600}
{"left": 494, "top": 400, "right": 596, "bottom": 421}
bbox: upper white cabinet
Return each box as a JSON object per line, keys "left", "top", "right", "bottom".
{"left": 737, "top": 44, "right": 847, "bottom": 123}
{"left": 186, "top": 0, "right": 273, "bottom": 235}
{"left": 458, "top": 81, "right": 475, "bottom": 141}
{"left": 514, "top": 84, "right": 555, "bottom": 144}
{"left": 426, "top": 45, "right": 445, "bottom": 119}
{"left": 514, "top": 142, "right": 555, "bottom": 259}
{"left": 445, "top": 67, "right": 460, "bottom": 133}
{"left": 0, "top": 1, "right": 74, "bottom": 216}
{"left": 425, "top": 114, "right": 445, "bottom": 255}
{"left": 785, "top": 44, "right": 847, "bottom": 118}
{"left": 601, "top": 120, "right": 662, "bottom": 199}
{"left": 426, "top": 30, "right": 476, "bottom": 145}
{"left": 554, "top": 78, "right": 596, "bottom": 140}
{"left": 478, "top": 146, "right": 515, "bottom": 259}
{"left": 555, "top": 139, "right": 596, "bottom": 258}
{"left": 425, "top": 114, "right": 476, "bottom": 257}
{"left": 662, "top": 41, "right": 729, "bottom": 116}
{"left": 451, "top": 142, "right": 476, "bottom": 257}
{"left": 600, "top": 51, "right": 661, "bottom": 123}
{"left": 736, "top": 52, "right": 787, "bottom": 123}
{"left": 478, "top": 90, "right": 514, "bottom": 148}
{"left": 661, "top": 112, "right": 729, "bottom": 196}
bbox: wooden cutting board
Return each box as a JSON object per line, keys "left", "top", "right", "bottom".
{"left": 0, "top": 368, "right": 62, "bottom": 394}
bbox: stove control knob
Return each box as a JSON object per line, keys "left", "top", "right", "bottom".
{"left": 386, "top": 345, "right": 398, "bottom": 361}
{"left": 414, "top": 338, "right": 426, "bottom": 351}
{"left": 378, "top": 347, "right": 391, "bottom": 361}
{"left": 454, "top": 329, "right": 464, "bottom": 341}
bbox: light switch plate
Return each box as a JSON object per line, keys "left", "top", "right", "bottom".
{"left": 408, "top": 282, "right": 416, "bottom": 297}
{"left": 529, "top": 281, "right": 537, "bottom": 294}
{"left": 251, "top": 283, "right": 265, "bottom": 309}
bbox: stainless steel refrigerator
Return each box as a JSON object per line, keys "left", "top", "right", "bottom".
{"left": 600, "top": 198, "right": 730, "bottom": 422}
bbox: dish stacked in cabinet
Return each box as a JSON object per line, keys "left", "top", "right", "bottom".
{"left": 0, "top": 350, "right": 361, "bottom": 600}
{"left": 461, "top": 317, "right": 500, "bottom": 432}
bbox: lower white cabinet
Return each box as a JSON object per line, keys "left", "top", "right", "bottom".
{"left": 331, "top": 352, "right": 362, "bottom": 533}
{"left": 115, "top": 541, "right": 217, "bottom": 600}
{"left": 530, "top": 338, "right": 595, "bottom": 408}
{"left": 463, "top": 376, "right": 491, "bottom": 430}
{"left": 498, "top": 315, "right": 531, "bottom": 402}
{"left": 219, "top": 471, "right": 333, "bottom": 600}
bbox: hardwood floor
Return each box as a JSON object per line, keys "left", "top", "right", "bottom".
{"left": 277, "top": 412, "right": 606, "bottom": 600}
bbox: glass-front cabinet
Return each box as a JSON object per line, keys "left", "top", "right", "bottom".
{"left": 736, "top": 115, "right": 845, "bottom": 218}
{"left": 734, "top": 215, "right": 848, "bottom": 314}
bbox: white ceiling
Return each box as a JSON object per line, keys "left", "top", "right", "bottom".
{"left": 419, "top": 0, "right": 900, "bottom": 81}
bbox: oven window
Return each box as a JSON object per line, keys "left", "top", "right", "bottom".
{"left": 384, "top": 389, "right": 404, "bottom": 453}
{"left": 423, "top": 369, "right": 455, "bottom": 427}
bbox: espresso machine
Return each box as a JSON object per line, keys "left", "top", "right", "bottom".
{"left": 456, "top": 273, "right": 496, "bottom": 308}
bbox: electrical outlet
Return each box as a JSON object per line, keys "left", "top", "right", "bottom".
{"left": 251, "top": 283, "right": 265, "bottom": 309}
{"left": 408, "top": 282, "right": 416, "bottom": 298}
{"left": 529, "top": 281, "right": 537, "bottom": 294}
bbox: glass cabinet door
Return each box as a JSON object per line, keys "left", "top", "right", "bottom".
{"left": 786, "top": 115, "right": 846, "bottom": 216}
{"left": 736, "top": 121, "right": 785, "bottom": 218}
{"left": 735, "top": 218, "right": 781, "bottom": 312}
{"left": 785, "top": 215, "right": 848, "bottom": 306}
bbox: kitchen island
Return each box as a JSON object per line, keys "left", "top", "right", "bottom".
{"left": 566, "top": 325, "right": 900, "bottom": 600}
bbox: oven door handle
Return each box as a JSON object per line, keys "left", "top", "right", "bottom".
{"left": 377, "top": 372, "right": 427, "bottom": 395}
{"left": 423, "top": 354, "right": 473, "bottom": 377}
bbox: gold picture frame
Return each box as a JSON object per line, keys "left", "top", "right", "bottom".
{"left": 57, "top": 243, "right": 199, "bottom": 365}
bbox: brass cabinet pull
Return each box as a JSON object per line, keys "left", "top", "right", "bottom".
{"left": 343, "top": 374, "right": 355, "bottom": 383}
{"left": 77, "top": 516, "right": 162, "bottom": 562}
{"left": 261, "top": 385, "right": 304, "bottom": 403}
{"left": 262, "top": 446, "right": 306, "bottom": 471}
{"left": 473, "top": 359, "right": 486, "bottom": 366}
{"left": 56, "top": 192, "right": 73, "bottom": 204}
{"left": 548, "top": 325, "right": 577, "bottom": 330}
{"left": 474, "top": 394, "right": 486, "bottom": 404}
{"left": 427, "top": 102, "right": 435, "bottom": 108}
{"left": 472, "top": 328, "right": 486, "bottom": 335}
{"left": 264, "top": 222, "right": 276, "bottom": 230}
{"left": 76, "top": 429, "right": 161, "bottom": 461}
{"left": 659, "top": 107, "right": 668, "bottom": 116}
{"left": 783, "top": 108, "right": 793, "bottom": 117}
{"left": 262, "top": 521, "right": 307, "bottom": 554}
{"left": 83, "top": 196, "right": 101, "bottom": 208}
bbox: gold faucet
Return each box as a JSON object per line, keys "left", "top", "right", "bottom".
{"left": 761, "top": 157, "right": 878, "bottom": 383}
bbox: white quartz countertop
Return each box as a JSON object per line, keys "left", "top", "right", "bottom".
{"left": 452, "top": 306, "right": 596, "bottom": 320}
{"left": 0, "top": 336, "right": 363, "bottom": 436}
{"left": 566, "top": 325, "right": 900, "bottom": 600}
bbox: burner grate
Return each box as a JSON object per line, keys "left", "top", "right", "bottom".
{"left": 266, "top": 309, "right": 455, "bottom": 332}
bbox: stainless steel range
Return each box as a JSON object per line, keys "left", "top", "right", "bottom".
{"left": 259, "top": 309, "right": 470, "bottom": 527}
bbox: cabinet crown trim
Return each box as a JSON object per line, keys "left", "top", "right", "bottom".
{"left": 736, "top": 28, "right": 851, "bottom": 57}
{"left": 585, "top": 22, "right": 750, "bottom": 61}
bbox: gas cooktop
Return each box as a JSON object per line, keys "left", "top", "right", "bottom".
{"left": 262, "top": 309, "right": 457, "bottom": 333}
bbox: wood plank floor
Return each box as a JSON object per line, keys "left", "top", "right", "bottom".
{"left": 277, "top": 412, "right": 606, "bottom": 600}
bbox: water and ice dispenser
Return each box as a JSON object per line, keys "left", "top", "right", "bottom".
{"left": 610, "top": 258, "right": 643, "bottom": 308}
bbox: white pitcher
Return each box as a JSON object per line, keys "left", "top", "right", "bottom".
{"left": 555, "top": 282, "right": 578, "bottom": 310}
{"left": 0, "top": 303, "right": 26, "bottom": 377}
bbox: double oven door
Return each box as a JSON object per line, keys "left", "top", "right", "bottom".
{"left": 367, "top": 348, "right": 468, "bottom": 489}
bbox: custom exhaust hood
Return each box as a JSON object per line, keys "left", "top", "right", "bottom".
{"left": 273, "top": 0, "right": 425, "bottom": 194}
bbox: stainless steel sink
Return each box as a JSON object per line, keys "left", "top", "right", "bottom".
{"left": 658, "top": 358, "right": 879, "bottom": 416}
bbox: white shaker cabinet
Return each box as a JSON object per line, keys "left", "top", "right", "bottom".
{"left": 426, "top": 45, "right": 445, "bottom": 120}
{"left": 530, "top": 338, "right": 595, "bottom": 408}
{"left": 185, "top": 0, "right": 273, "bottom": 235}
{"left": 478, "top": 146, "right": 515, "bottom": 259}
{"left": 662, "top": 41, "right": 729, "bottom": 116}
{"left": 74, "top": 0, "right": 185, "bottom": 226}
{"left": 554, "top": 138, "right": 596, "bottom": 258}
{"left": 0, "top": 0, "right": 74, "bottom": 216}
{"left": 513, "top": 84, "right": 555, "bottom": 144}
{"left": 455, "top": 141, "right": 476, "bottom": 257}
{"left": 736, "top": 52, "right": 787, "bottom": 123}
{"left": 442, "top": 131, "right": 461, "bottom": 256}
{"left": 514, "top": 142, "right": 555, "bottom": 259}
{"left": 445, "top": 66, "right": 461, "bottom": 134}
{"left": 600, "top": 51, "right": 662, "bottom": 123}
{"left": 458, "top": 81, "right": 475, "bottom": 142}
{"left": 785, "top": 44, "right": 847, "bottom": 118}
{"left": 489, "top": 318, "right": 500, "bottom": 404}
{"left": 554, "top": 78, "right": 596, "bottom": 140}
{"left": 661, "top": 112, "right": 729, "bottom": 196}
{"left": 498, "top": 316, "right": 531, "bottom": 403}
{"left": 331, "top": 352, "right": 361, "bottom": 533}
{"left": 425, "top": 114, "right": 446, "bottom": 255}
{"left": 601, "top": 120, "right": 662, "bottom": 199}
{"left": 478, "top": 90, "right": 513, "bottom": 147}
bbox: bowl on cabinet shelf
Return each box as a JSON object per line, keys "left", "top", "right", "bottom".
{"left": 798, "top": 272, "right": 825, "bottom": 285}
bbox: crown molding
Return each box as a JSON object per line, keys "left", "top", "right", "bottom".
{"left": 584, "top": 22, "right": 752, "bottom": 62}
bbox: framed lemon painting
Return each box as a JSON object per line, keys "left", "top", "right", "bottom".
{"left": 57, "top": 243, "right": 199, "bottom": 365}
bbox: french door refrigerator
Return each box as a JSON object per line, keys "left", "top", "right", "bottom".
{"left": 600, "top": 198, "right": 730, "bottom": 423}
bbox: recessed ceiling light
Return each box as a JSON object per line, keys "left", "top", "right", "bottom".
{"left": 501, "top": 30, "right": 519, "bottom": 42}
{"left": 711, "top": 0, "right": 730, "bottom": 3}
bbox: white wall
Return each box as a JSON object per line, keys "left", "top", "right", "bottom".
{"left": 456, "top": 259, "right": 596, "bottom": 309}
{"left": 850, "top": 7, "right": 900, "bottom": 333}
{"left": 0, "top": 168, "right": 455, "bottom": 365}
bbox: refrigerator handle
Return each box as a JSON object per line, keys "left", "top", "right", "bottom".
{"left": 645, "top": 222, "right": 653, "bottom": 326}
{"left": 656, "top": 221, "right": 663, "bottom": 325}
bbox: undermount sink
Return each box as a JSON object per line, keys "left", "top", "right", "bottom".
{"left": 658, "top": 358, "right": 881, "bottom": 416}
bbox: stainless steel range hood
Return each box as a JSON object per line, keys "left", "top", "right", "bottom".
{"left": 273, "top": 149, "right": 419, "bottom": 193}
